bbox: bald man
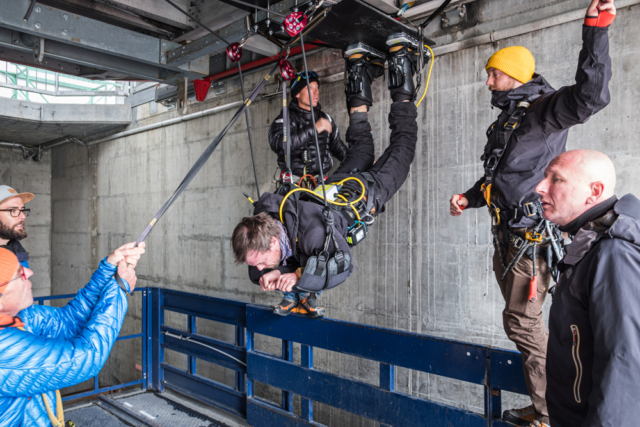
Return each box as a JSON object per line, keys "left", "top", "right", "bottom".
{"left": 449, "top": 1, "right": 616, "bottom": 424}
{"left": 535, "top": 150, "right": 640, "bottom": 427}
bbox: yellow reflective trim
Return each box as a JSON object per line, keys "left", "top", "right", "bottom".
{"left": 149, "top": 218, "right": 157, "bottom": 227}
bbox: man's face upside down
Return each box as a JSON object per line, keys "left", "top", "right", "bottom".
{"left": 245, "top": 236, "right": 281, "bottom": 271}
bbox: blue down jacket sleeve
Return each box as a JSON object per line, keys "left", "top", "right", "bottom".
{"left": 0, "top": 258, "right": 130, "bottom": 427}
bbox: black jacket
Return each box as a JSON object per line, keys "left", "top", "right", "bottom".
{"left": 546, "top": 195, "right": 640, "bottom": 427}
{"left": 464, "top": 25, "right": 612, "bottom": 228}
{"left": 268, "top": 101, "right": 348, "bottom": 177}
{"left": 248, "top": 192, "right": 353, "bottom": 285}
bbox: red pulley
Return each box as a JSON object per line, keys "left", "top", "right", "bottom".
{"left": 226, "top": 42, "right": 242, "bottom": 62}
{"left": 283, "top": 11, "right": 308, "bottom": 37}
{"left": 279, "top": 58, "right": 295, "bottom": 81}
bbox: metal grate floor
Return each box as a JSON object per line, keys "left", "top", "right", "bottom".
{"left": 66, "top": 392, "right": 236, "bottom": 427}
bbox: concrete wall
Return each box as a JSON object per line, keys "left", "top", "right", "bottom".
{"left": 0, "top": 149, "right": 51, "bottom": 297}
{"left": 50, "top": 0, "right": 640, "bottom": 422}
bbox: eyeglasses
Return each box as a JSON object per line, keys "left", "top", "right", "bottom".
{"left": 290, "top": 71, "right": 319, "bottom": 91}
{"left": 0, "top": 267, "right": 27, "bottom": 296}
{"left": 0, "top": 208, "right": 30, "bottom": 218}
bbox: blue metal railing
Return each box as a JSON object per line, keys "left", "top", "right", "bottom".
{"left": 40, "top": 287, "right": 529, "bottom": 425}
{"left": 34, "top": 289, "right": 148, "bottom": 402}
{"left": 148, "top": 288, "right": 530, "bottom": 427}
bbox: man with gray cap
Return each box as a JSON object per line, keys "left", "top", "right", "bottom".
{"left": 0, "top": 185, "right": 33, "bottom": 268}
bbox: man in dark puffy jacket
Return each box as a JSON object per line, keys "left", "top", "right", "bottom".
{"left": 268, "top": 71, "right": 348, "bottom": 182}
{"left": 534, "top": 149, "right": 640, "bottom": 427}
{"left": 233, "top": 40, "right": 421, "bottom": 318}
{"left": 0, "top": 241, "right": 145, "bottom": 426}
{"left": 449, "top": 1, "right": 615, "bottom": 425}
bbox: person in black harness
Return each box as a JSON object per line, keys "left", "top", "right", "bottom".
{"left": 448, "top": 1, "right": 615, "bottom": 425}
{"left": 232, "top": 37, "right": 423, "bottom": 318}
{"left": 268, "top": 71, "right": 350, "bottom": 187}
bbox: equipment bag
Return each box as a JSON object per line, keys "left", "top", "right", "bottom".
{"left": 294, "top": 252, "right": 351, "bottom": 292}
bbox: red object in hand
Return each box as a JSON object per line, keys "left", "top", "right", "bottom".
{"left": 284, "top": 11, "right": 308, "bottom": 36}
{"left": 279, "top": 57, "right": 295, "bottom": 81}
{"left": 458, "top": 194, "right": 466, "bottom": 210}
{"left": 528, "top": 276, "right": 538, "bottom": 302}
{"left": 226, "top": 42, "right": 243, "bottom": 62}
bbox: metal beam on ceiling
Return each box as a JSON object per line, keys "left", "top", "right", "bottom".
{"left": 0, "top": 0, "right": 212, "bottom": 82}
{"left": 0, "top": 0, "right": 179, "bottom": 66}
{"left": 98, "top": 0, "right": 194, "bottom": 29}
{"left": 173, "top": 0, "right": 249, "bottom": 43}
{"left": 166, "top": 0, "right": 298, "bottom": 66}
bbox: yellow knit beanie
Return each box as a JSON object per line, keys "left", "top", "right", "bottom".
{"left": 486, "top": 46, "right": 535, "bottom": 84}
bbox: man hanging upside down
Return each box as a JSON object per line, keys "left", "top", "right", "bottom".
{"left": 231, "top": 36, "right": 425, "bottom": 318}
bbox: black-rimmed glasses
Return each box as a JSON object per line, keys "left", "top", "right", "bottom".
{"left": 0, "top": 208, "right": 30, "bottom": 218}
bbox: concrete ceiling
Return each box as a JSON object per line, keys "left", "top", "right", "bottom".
{"left": 0, "top": 97, "right": 131, "bottom": 145}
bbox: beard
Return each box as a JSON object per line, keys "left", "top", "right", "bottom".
{"left": 0, "top": 221, "right": 27, "bottom": 241}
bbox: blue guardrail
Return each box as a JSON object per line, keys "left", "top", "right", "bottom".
{"left": 47, "top": 287, "right": 529, "bottom": 426}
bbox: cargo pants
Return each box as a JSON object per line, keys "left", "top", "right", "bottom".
{"left": 493, "top": 228, "right": 551, "bottom": 421}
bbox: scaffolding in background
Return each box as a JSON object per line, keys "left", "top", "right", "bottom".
{"left": 0, "top": 61, "right": 130, "bottom": 104}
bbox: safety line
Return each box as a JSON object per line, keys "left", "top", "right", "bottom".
{"left": 163, "top": 331, "right": 247, "bottom": 367}
{"left": 163, "top": 0, "right": 266, "bottom": 197}
{"left": 135, "top": 62, "right": 279, "bottom": 246}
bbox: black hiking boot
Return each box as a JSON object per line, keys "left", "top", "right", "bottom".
{"left": 299, "top": 293, "right": 325, "bottom": 318}
{"left": 386, "top": 33, "right": 423, "bottom": 102}
{"left": 273, "top": 297, "right": 298, "bottom": 316}
{"left": 502, "top": 405, "right": 537, "bottom": 426}
{"left": 344, "top": 43, "right": 385, "bottom": 110}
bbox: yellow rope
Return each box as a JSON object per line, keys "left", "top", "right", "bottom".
{"left": 42, "top": 390, "right": 64, "bottom": 426}
{"left": 279, "top": 177, "right": 366, "bottom": 223}
{"left": 416, "top": 44, "right": 435, "bottom": 107}
{"left": 16, "top": 327, "right": 65, "bottom": 427}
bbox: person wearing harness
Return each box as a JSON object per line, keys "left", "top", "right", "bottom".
{"left": 232, "top": 37, "right": 422, "bottom": 318}
{"left": 268, "top": 71, "right": 349, "bottom": 186}
{"left": 449, "top": 1, "right": 615, "bottom": 425}
{"left": 0, "top": 241, "right": 145, "bottom": 426}
{"left": 0, "top": 185, "right": 34, "bottom": 268}
{"left": 535, "top": 150, "right": 640, "bottom": 427}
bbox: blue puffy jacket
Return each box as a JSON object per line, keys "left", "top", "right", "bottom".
{"left": 0, "top": 258, "right": 130, "bottom": 426}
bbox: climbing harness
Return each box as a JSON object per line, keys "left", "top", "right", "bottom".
{"left": 480, "top": 95, "right": 565, "bottom": 286}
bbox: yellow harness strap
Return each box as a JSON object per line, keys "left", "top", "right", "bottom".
{"left": 17, "top": 326, "right": 66, "bottom": 427}
{"left": 42, "top": 390, "right": 65, "bottom": 427}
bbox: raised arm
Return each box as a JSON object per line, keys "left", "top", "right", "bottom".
{"left": 537, "top": 1, "right": 614, "bottom": 133}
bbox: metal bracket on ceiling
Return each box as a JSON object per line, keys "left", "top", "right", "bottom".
{"left": 176, "top": 77, "right": 189, "bottom": 115}
{"left": 33, "top": 37, "right": 44, "bottom": 64}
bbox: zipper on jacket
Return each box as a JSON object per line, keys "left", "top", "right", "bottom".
{"left": 571, "top": 324, "right": 583, "bottom": 403}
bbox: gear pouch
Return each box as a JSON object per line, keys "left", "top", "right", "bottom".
{"left": 294, "top": 252, "right": 351, "bottom": 292}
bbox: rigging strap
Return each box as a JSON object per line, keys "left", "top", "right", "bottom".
{"left": 135, "top": 63, "right": 279, "bottom": 246}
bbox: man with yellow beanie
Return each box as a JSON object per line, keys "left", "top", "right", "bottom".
{"left": 449, "top": 1, "right": 616, "bottom": 426}
{"left": 0, "top": 241, "right": 145, "bottom": 426}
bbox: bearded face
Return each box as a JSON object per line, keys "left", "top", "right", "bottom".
{"left": 0, "top": 219, "right": 26, "bottom": 241}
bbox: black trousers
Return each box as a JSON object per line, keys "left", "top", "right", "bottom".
{"left": 328, "top": 102, "right": 418, "bottom": 213}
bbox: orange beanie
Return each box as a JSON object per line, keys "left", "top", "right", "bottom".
{"left": 0, "top": 248, "right": 19, "bottom": 292}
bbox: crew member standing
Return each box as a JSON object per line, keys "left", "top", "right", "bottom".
{"left": 449, "top": 1, "right": 615, "bottom": 425}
